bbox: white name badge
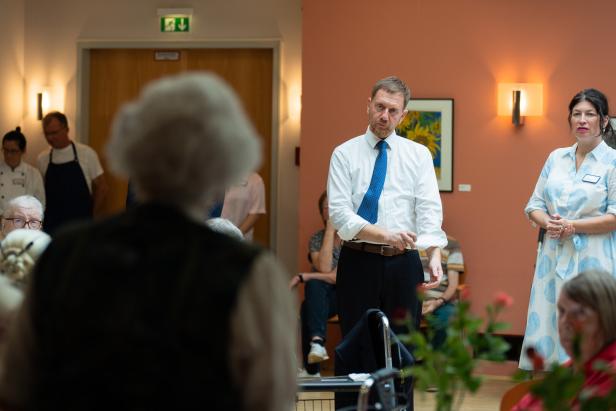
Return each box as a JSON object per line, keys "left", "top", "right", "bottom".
{"left": 582, "top": 174, "right": 601, "bottom": 184}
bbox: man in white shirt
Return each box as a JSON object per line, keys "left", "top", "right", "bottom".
{"left": 327, "top": 76, "right": 447, "bottom": 338}
{"left": 0, "top": 128, "right": 45, "bottom": 217}
{"left": 38, "top": 112, "right": 107, "bottom": 235}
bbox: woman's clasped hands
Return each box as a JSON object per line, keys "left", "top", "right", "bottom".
{"left": 546, "top": 213, "right": 576, "bottom": 239}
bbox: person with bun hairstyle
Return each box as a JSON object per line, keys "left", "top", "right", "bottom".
{"left": 0, "top": 128, "right": 45, "bottom": 217}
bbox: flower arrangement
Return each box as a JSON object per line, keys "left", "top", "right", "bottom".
{"left": 397, "top": 289, "right": 512, "bottom": 411}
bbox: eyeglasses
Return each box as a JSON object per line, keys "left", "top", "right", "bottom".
{"left": 3, "top": 217, "right": 42, "bottom": 230}
{"left": 43, "top": 127, "right": 66, "bottom": 138}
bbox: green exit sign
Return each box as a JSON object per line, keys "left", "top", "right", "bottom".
{"left": 160, "top": 17, "right": 190, "bottom": 32}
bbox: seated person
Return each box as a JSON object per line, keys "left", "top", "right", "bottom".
{"left": 513, "top": 271, "right": 616, "bottom": 410}
{"left": 1, "top": 195, "right": 43, "bottom": 238}
{"left": 290, "top": 191, "right": 340, "bottom": 377}
{"left": 420, "top": 235, "right": 464, "bottom": 348}
{"left": 0, "top": 228, "right": 50, "bottom": 350}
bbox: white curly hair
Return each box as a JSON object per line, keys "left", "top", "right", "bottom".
{"left": 106, "top": 72, "right": 261, "bottom": 213}
{"left": 0, "top": 228, "right": 51, "bottom": 284}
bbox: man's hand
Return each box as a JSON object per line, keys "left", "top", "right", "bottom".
{"left": 422, "top": 299, "right": 441, "bottom": 315}
{"left": 421, "top": 247, "right": 442, "bottom": 289}
{"left": 383, "top": 231, "right": 417, "bottom": 251}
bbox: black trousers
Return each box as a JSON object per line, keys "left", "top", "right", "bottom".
{"left": 336, "top": 246, "right": 423, "bottom": 338}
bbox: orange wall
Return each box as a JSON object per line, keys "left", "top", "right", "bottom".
{"left": 299, "top": 0, "right": 616, "bottom": 335}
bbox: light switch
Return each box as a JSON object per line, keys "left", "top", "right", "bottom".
{"left": 458, "top": 184, "right": 471, "bottom": 192}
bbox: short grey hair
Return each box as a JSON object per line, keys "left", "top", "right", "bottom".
{"left": 106, "top": 72, "right": 261, "bottom": 211}
{"left": 371, "top": 76, "right": 411, "bottom": 109}
{"left": 4, "top": 195, "right": 44, "bottom": 219}
{"left": 205, "top": 218, "right": 244, "bottom": 240}
{"left": 561, "top": 271, "right": 616, "bottom": 343}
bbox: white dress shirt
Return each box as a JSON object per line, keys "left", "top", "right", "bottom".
{"left": 327, "top": 128, "right": 447, "bottom": 250}
{"left": 0, "top": 161, "right": 45, "bottom": 216}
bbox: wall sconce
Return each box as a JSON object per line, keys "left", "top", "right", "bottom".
{"left": 497, "top": 83, "right": 543, "bottom": 126}
{"left": 36, "top": 90, "right": 50, "bottom": 121}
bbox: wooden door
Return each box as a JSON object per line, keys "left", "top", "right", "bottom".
{"left": 88, "top": 48, "right": 273, "bottom": 247}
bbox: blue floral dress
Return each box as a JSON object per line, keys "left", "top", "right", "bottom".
{"left": 519, "top": 141, "right": 616, "bottom": 370}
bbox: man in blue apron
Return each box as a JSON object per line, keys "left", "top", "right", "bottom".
{"left": 38, "top": 112, "right": 107, "bottom": 235}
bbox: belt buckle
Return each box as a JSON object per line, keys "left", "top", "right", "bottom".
{"left": 379, "top": 245, "right": 386, "bottom": 256}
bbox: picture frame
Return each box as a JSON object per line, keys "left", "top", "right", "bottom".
{"left": 396, "top": 98, "right": 454, "bottom": 192}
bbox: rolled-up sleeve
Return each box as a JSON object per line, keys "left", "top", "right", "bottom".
{"left": 525, "top": 154, "right": 553, "bottom": 217}
{"left": 414, "top": 148, "right": 447, "bottom": 249}
{"left": 327, "top": 148, "right": 368, "bottom": 240}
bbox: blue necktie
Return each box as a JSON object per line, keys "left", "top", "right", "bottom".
{"left": 357, "top": 140, "right": 388, "bottom": 224}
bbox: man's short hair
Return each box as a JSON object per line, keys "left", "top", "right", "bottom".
{"left": 371, "top": 76, "right": 411, "bottom": 109}
{"left": 42, "top": 111, "right": 69, "bottom": 129}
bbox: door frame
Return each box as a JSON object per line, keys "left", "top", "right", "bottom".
{"left": 76, "top": 39, "right": 281, "bottom": 253}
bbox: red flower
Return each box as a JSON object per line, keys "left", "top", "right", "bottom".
{"left": 526, "top": 347, "right": 545, "bottom": 371}
{"left": 391, "top": 307, "right": 410, "bottom": 327}
{"left": 458, "top": 284, "right": 470, "bottom": 300}
{"left": 494, "top": 291, "right": 514, "bottom": 308}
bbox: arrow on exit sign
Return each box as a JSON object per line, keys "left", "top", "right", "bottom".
{"left": 161, "top": 17, "right": 190, "bottom": 32}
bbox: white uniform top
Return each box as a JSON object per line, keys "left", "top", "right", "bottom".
{"left": 221, "top": 172, "right": 266, "bottom": 241}
{"left": 0, "top": 161, "right": 45, "bottom": 217}
{"left": 37, "top": 142, "right": 104, "bottom": 193}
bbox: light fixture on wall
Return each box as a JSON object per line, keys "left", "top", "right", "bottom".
{"left": 36, "top": 90, "right": 50, "bottom": 121}
{"left": 497, "top": 83, "right": 543, "bottom": 126}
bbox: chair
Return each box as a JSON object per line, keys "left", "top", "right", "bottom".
{"left": 500, "top": 379, "right": 539, "bottom": 411}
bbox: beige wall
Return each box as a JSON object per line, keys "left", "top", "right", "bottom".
{"left": 10, "top": 0, "right": 301, "bottom": 272}
{"left": 0, "top": 0, "right": 24, "bottom": 136}
{"left": 301, "top": 0, "right": 616, "bottom": 335}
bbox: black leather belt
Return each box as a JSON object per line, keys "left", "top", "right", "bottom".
{"left": 342, "top": 241, "right": 410, "bottom": 257}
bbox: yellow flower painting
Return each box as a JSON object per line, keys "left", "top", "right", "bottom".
{"left": 396, "top": 110, "right": 443, "bottom": 178}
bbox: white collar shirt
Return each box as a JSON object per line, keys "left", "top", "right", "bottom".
{"left": 327, "top": 127, "right": 447, "bottom": 249}
{"left": 0, "top": 161, "right": 45, "bottom": 216}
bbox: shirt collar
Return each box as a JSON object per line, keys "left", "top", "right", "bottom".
{"left": 1, "top": 161, "right": 23, "bottom": 172}
{"left": 364, "top": 127, "right": 396, "bottom": 149}
{"left": 565, "top": 140, "right": 610, "bottom": 162}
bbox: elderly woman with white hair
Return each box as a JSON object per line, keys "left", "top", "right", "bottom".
{"left": 1, "top": 195, "right": 44, "bottom": 238}
{"left": 0, "top": 73, "right": 296, "bottom": 411}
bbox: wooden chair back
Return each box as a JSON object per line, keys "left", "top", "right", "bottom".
{"left": 500, "top": 379, "right": 539, "bottom": 411}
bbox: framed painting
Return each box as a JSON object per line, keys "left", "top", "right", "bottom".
{"left": 396, "top": 98, "right": 454, "bottom": 192}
